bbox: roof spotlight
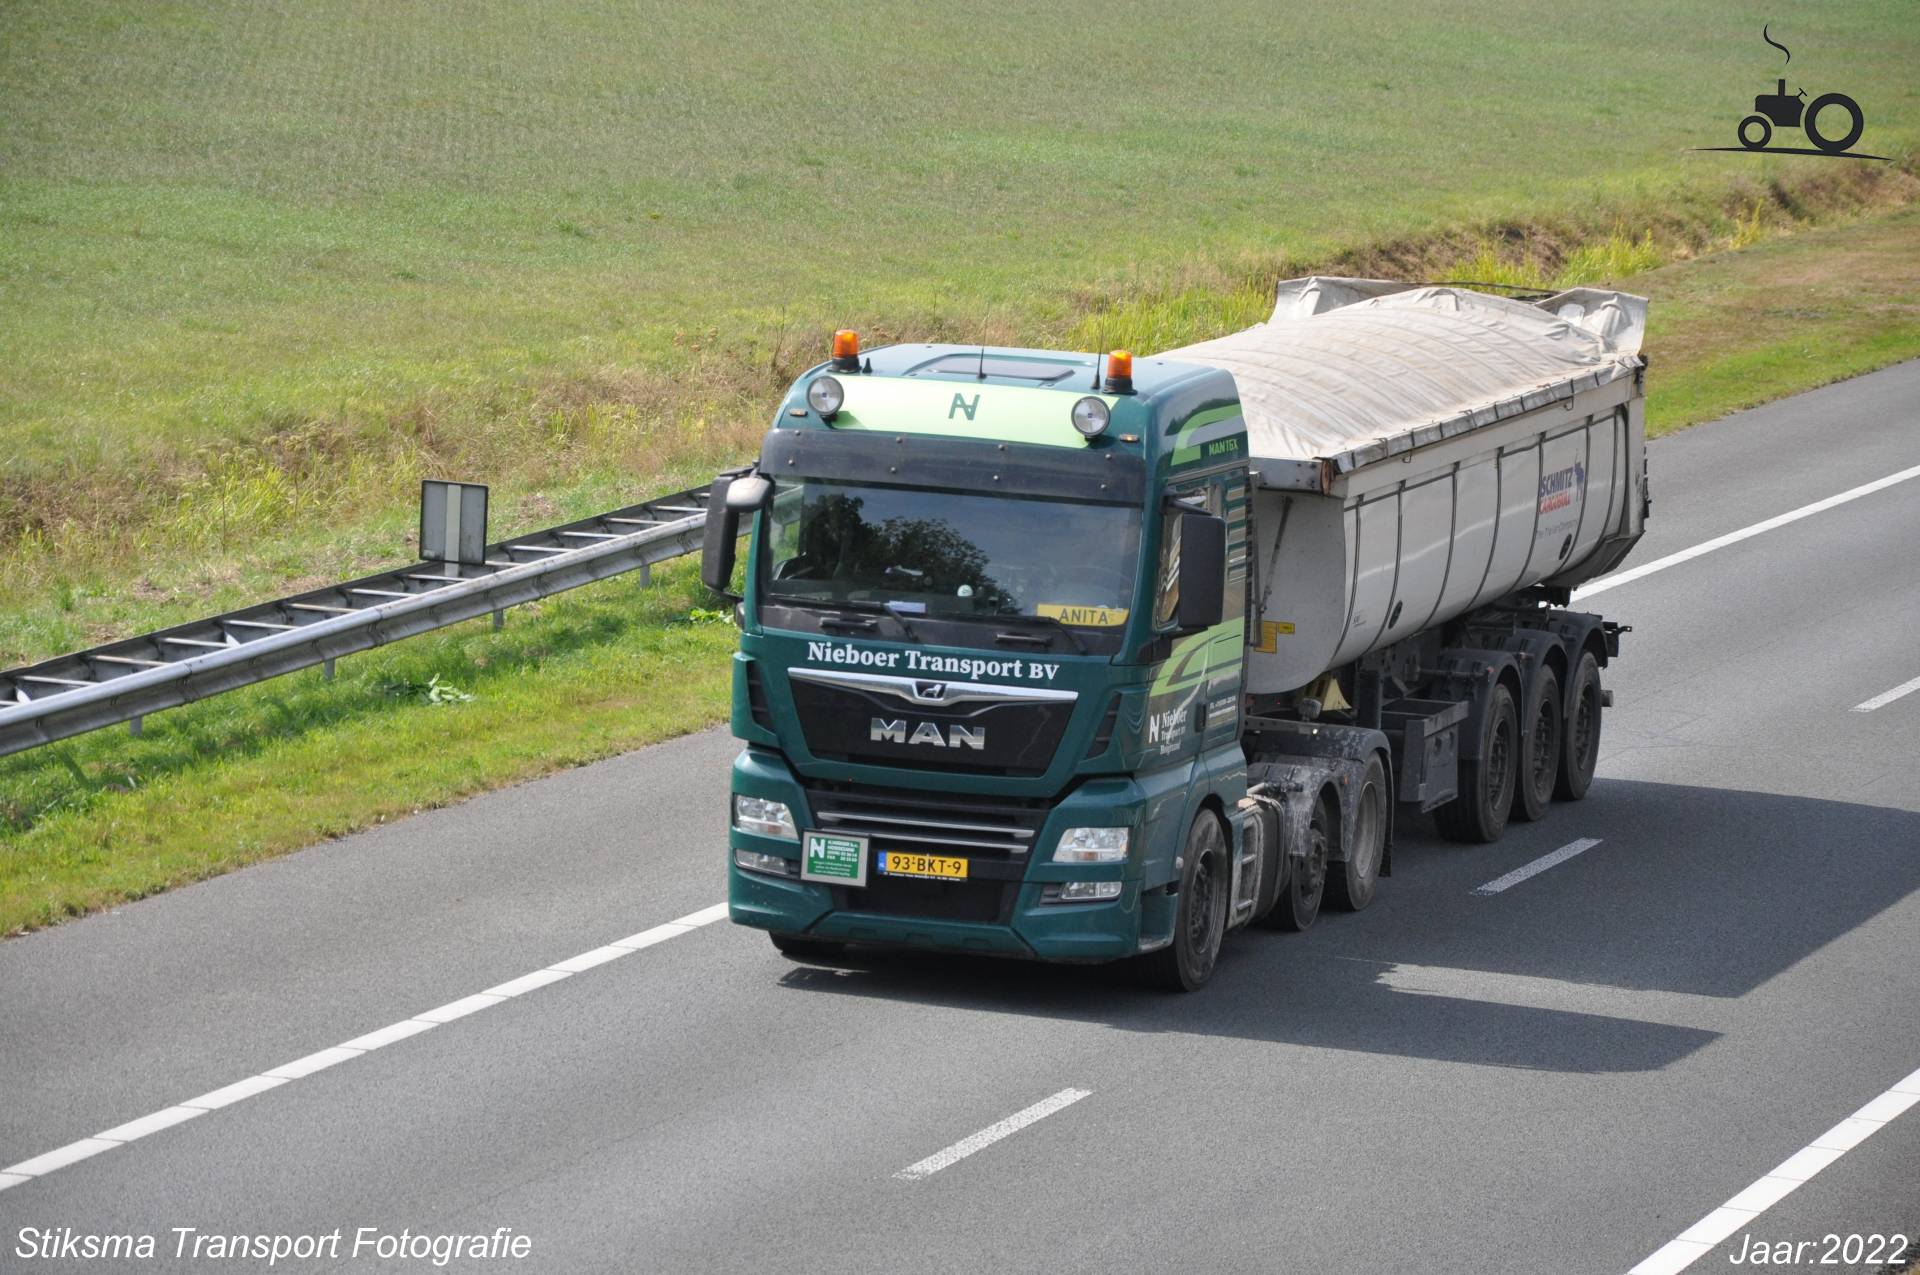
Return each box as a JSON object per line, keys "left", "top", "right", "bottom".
{"left": 1071, "top": 396, "right": 1111, "bottom": 438}
{"left": 806, "top": 375, "right": 845, "bottom": 419}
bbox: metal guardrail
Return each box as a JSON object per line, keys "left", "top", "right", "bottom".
{"left": 0, "top": 478, "right": 734, "bottom": 760}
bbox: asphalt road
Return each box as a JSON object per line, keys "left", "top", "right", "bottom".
{"left": 3, "top": 363, "right": 1918, "bottom": 1275}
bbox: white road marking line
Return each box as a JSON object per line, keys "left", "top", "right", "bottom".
{"left": 893, "top": 1088, "right": 1093, "bottom": 1182}
{"left": 264, "top": 1046, "right": 364, "bottom": 1081}
{"left": 5, "top": 1139, "right": 120, "bottom": 1177}
{"left": 1573, "top": 462, "right": 1920, "bottom": 600}
{"left": 94, "top": 1107, "right": 206, "bottom": 1144}
{"left": 339, "top": 1019, "right": 438, "bottom": 1051}
{"left": 1852, "top": 673, "right": 1920, "bottom": 713}
{"left": 484, "top": 968, "right": 574, "bottom": 998}
{"left": 0, "top": 901, "right": 730, "bottom": 1194}
{"left": 414, "top": 991, "right": 506, "bottom": 1023}
{"left": 549, "top": 943, "right": 634, "bottom": 974}
{"left": 1628, "top": 1064, "right": 1920, "bottom": 1274}
{"left": 181, "top": 1074, "right": 289, "bottom": 1111}
{"left": 1471, "top": 838, "right": 1602, "bottom": 896}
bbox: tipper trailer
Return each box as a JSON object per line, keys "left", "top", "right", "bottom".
{"left": 705, "top": 276, "right": 1648, "bottom": 990}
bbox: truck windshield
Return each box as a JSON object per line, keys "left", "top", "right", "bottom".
{"left": 762, "top": 480, "right": 1140, "bottom": 629}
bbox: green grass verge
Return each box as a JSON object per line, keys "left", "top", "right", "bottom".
{"left": 0, "top": 557, "right": 736, "bottom": 934}
{"left": 4, "top": 207, "right": 1917, "bottom": 937}
{"left": 1640, "top": 208, "right": 1920, "bottom": 431}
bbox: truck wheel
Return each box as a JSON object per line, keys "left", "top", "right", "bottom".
{"left": 1269, "top": 791, "right": 1331, "bottom": 930}
{"left": 769, "top": 932, "right": 845, "bottom": 960}
{"left": 1138, "top": 812, "right": 1230, "bottom": 991}
{"left": 1556, "top": 652, "right": 1603, "bottom": 801}
{"left": 1434, "top": 683, "right": 1517, "bottom": 844}
{"left": 1512, "top": 667, "right": 1562, "bottom": 823}
{"left": 1328, "top": 757, "right": 1385, "bottom": 911}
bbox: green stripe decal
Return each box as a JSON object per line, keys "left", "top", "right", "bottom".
{"left": 1168, "top": 403, "right": 1242, "bottom": 435}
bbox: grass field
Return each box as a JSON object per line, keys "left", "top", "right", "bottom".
{"left": 5, "top": 2, "right": 1918, "bottom": 588}
{"left": 2, "top": 1, "right": 1919, "bottom": 931}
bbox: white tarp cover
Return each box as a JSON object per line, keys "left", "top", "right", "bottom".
{"left": 1157, "top": 277, "right": 1646, "bottom": 480}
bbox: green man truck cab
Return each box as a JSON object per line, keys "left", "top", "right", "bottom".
{"left": 706, "top": 280, "right": 1648, "bottom": 991}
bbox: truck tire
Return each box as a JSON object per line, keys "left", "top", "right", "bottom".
{"left": 1138, "top": 812, "right": 1230, "bottom": 991}
{"left": 769, "top": 932, "right": 846, "bottom": 960}
{"left": 1556, "top": 651, "right": 1603, "bottom": 801}
{"left": 1512, "top": 667, "right": 1562, "bottom": 823}
{"left": 1267, "top": 791, "right": 1331, "bottom": 931}
{"left": 1328, "top": 756, "right": 1386, "bottom": 911}
{"left": 1434, "top": 682, "right": 1518, "bottom": 844}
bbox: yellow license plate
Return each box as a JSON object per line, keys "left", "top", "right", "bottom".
{"left": 878, "top": 852, "right": 968, "bottom": 881}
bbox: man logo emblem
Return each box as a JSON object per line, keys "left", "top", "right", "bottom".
{"left": 914, "top": 681, "right": 948, "bottom": 702}
{"left": 871, "top": 718, "right": 986, "bottom": 750}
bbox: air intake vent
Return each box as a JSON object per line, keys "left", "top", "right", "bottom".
{"left": 1083, "top": 696, "right": 1121, "bottom": 760}
{"left": 744, "top": 661, "right": 773, "bottom": 730}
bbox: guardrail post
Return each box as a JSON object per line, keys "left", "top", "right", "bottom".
{"left": 492, "top": 608, "right": 505, "bottom": 631}
{"left": 129, "top": 716, "right": 142, "bottom": 738}
{"left": 638, "top": 563, "right": 652, "bottom": 587}
{"left": 323, "top": 657, "right": 335, "bottom": 681}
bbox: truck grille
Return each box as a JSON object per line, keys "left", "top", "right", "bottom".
{"left": 803, "top": 783, "right": 1045, "bottom": 861}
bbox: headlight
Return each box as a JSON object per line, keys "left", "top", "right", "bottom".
{"left": 1070, "top": 396, "right": 1110, "bottom": 438}
{"left": 806, "top": 375, "right": 845, "bottom": 418}
{"left": 1052, "top": 826, "right": 1129, "bottom": 863}
{"left": 1045, "top": 880, "right": 1123, "bottom": 904}
{"left": 734, "top": 848, "right": 797, "bottom": 878}
{"left": 733, "top": 794, "right": 798, "bottom": 840}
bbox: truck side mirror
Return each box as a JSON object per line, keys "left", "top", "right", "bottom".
{"left": 1175, "top": 510, "right": 1226, "bottom": 633}
{"left": 701, "top": 474, "right": 750, "bottom": 599}
{"left": 726, "top": 473, "right": 771, "bottom": 512}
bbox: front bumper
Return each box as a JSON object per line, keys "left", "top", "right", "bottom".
{"left": 726, "top": 749, "right": 1158, "bottom": 963}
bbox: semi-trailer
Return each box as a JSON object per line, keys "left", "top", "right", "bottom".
{"left": 705, "top": 276, "right": 1648, "bottom": 990}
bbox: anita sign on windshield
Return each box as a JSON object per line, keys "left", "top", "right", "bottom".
{"left": 1694, "top": 24, "right": 1886, "bottom": 162}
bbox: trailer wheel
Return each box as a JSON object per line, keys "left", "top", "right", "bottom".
{"left": 1556, "top": 652, "right": 1603, "bottom": 801}
{"left": 1434, "top": 683, "right": 1517, "bottom": 844}
{"left": 769, "top": 932, "right": 846, "bottom": 960}
{"left": 1328, "top": 757, "right": 1386, "bottom": 911}
{"left": 1139, "top": 811, "right": 1230, "bottom": 991}
{"left": 1269, "top": 791, "right": 1331, "bottom": 931}
{"left": 1512, "top": 667, "right": 1562, "bottom": 823}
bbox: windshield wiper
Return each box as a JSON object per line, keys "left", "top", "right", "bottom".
{"left": 1011, "top": 612, "right": 1089, "bottom": 655}
{"left": 932, "top": 609, "right": 1091, "bottom": 656}
{"left": 812, "top": 599, "right": 923, "bottom": 643}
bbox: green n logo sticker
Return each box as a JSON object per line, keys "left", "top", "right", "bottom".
{"left": 949, "top": 393, "right": 980, "bottom": 421}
